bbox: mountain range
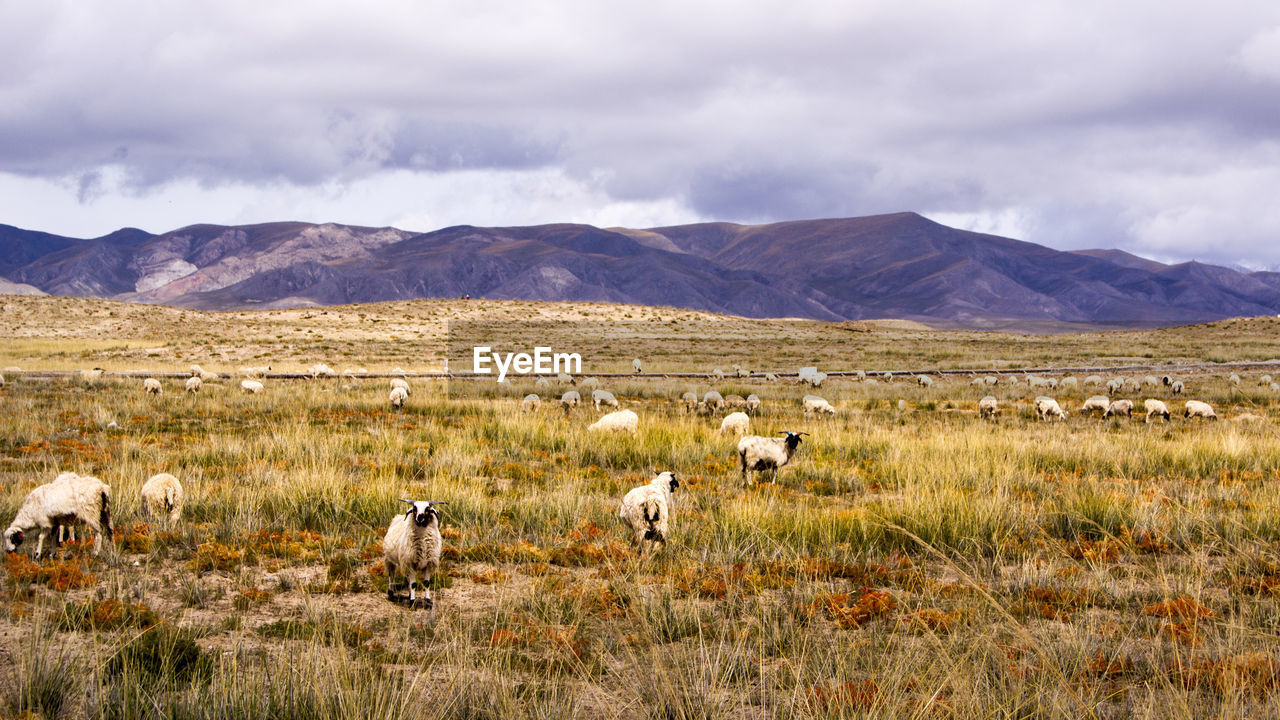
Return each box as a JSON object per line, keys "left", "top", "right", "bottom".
{"left": 3, "top": 212, "right": 1278, "bottom": 329}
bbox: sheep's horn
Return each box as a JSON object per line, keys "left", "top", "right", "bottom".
{"left": 399, "top": 498, "right": 416, "bottom": 506}
{"left": 426, "top": 500, "right": 449, "bottom": 505}
{"left": 797, "top": 432, "right": 810, "bottom": 436}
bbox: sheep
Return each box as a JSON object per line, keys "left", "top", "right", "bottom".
{"left": 560, "top": 390, "right": 581, "bottom": 415}
{"left": 978, "top": 395, "right": 1000, "bottom": 419}
{"left": 709, "top": 369, "right": 725, "bottom": 381}
{"left": 619, "top": 472, "right": 679, "bottom": 553}
{"left": 579, "top": 377, "right": 600, "bottom": 391}
{"left": 881, "top": 371, "right": 894, "bottom": 382}
{"left": 535, "top": 377, "right": 550, "bottom": 389}
{"left": 0, "top": 372, "right": 4, "bottom": 389}
{"left": 633, "top": 358, "right": 643, "bottom": 374}
{"left": 143, "top": 378, "right": 162, "bottom": 395}
{"left": 703, "top": 391, "right": 725, "bottom": 413}
{"left": 1161, "top": 376, "right": 1173, "bottom": 386}
{"left": 1272, "top": 382, "right": 1280, "bottom": 392}
{"left": 78, "top": 368, "right": 104, "bottom": 385}
{"left": 1143, "top": 399, "right": 1171, "bottom": 423}
{"left": 1184, "top": 400, "right": 1218, "bottom": 421}
{"left": 732, "top": 364, "right": 750, "bottom": 378}
{"left": 719, "top": 411, "right": 750, "bottom": 436}
{"left": 1027, "top": 375, "right": 1048, "bottom": 389}
{"left": 522, "top": 394, "right": 541, "bottom": 412}
{"left": 737, "top": 431, "right": 807, "bottom": 484}
{"left": 1059, "top": 377, "right": 1079, "bottom": 391}
{"left": 797, "top": 367, "right": 826, "bottom": 387}
{"left": 4, "top": 472, "right": 112, "bottom": 557}
{"left": 1034, "top": 396, "right": 1067, "bottom": 422}
{"left": 240, "top": 365, "right": 271, "bottom": 378}
{"left": 383, "top": 500, "right": 444, "bottom": 607}
{"left": 309, "top": 363, "right": 336, "bottom": 378}
{"left": 1123, "top": 379, "right": 1143, "bottom": 393}
{"left": 971, "top": 377, "right": 987, "bottom": 386}
{"left": 1228, "top": 374, "right": 1241, "bottom": 386}
{"left": 1104, "top": 399, "right": 1134, "bottom": 419}
{"left": 764, "top": 373, "right": 779, "bottom": 382}
{"left": 1080, "top": 395, "right": 1111, "bottom": 416}
{"left": 1262, "top": 375, "right": 1274, "bottom": 386}
{"left": 390, "top": 378, "right": 411, "bottom": 396}
{"left": 1084, "top": 375, "right": 1103, "bottom": 386}
{"left": 1106, "top": 378, "right": 1124, "bottom": 394}
{"left": 917, "top": 375, "right": 933, "bottom": 388}
{"left": 588, "top": 409, "right": 638, "bottom": 434}
{"left": 681, "top": 391, "right": 698, "bottom": 413}
{"left": 724, "top": 394, "right": 748, "bottom": 410}
{"left": 745, "top": 394, "right": 762, "bottom": 414}
{"left": 240, "top": 379, "right": 264, "bottom": 394}
{"left": 693, "top": 401, "right": 715, "bottom": 416}
{"left": 185, "top": 376, "right": 202, "bottom": 393}
{"left": 1171, "top": 380, "right": 1184, "bottom": 395}
{"left": 557, "top": 372, "right": 574, "bottom": 385}
{"left": 592, "top": 389, "right": 619, "bottom": 412}
{"left": 140, "top": 473, "right": 184, "bottom": 524}
{"left": 390, "top": 386, "right": 408, "bottom": 409}
{"left": 854, "top": 370, "right": 867, "bottom": 381}
{"left": 1005, "top": 375, "right": 1019, "bottom": 385}
{"left": 802, "top": 395, "right": 837, "bottom": 416}
{"left": 1143, "top": 376, "right": 1159, "bottom": 387}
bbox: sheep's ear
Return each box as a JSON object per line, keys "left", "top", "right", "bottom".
{"left": 11, "top": 531, "right": 22, "bottom": 546}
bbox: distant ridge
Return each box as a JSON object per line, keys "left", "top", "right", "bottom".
{"left": 3, "top": 213, "right": 1278, "bottom": 329}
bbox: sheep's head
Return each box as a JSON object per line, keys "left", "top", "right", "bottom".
{"left": 654, "top": 471, "right": 679, "bottom": 493}
{"left": 4, "top": 527, "right": 22, "bottom": 552}
{"left": 401, "top": 499, "right": 443, "bottom": 528}
{"left": 779, "top": 431, "right": 808, "bottom": 449}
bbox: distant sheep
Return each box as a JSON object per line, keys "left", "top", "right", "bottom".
{"left": 798, "top": 367, "right": 826, "bottom": 387}
{"left": 680, "top": 391, "right": 698, "bottom": 413}
{"left": 1106, "top": 378, "right": 1124, "bottom": 394}
{"left": 592, "top": 389, "right": 619, "bottom": 411}
{"left": 189, "top": 364, "right": 219, "bottom": 381}
{"left": 579, "top": 377, "right": 600, "bottom": 391}
{"left": 732, "top": 365, "right": 750, "bottom": 378}
{"left": 745, "top": 394, "right": 762, "bottom": 414}
{"left": 854, "top": 370, "right": 867, "bottom": 381}
{"left": 140, "top": 473, "right": 184, "bottom": 524}
{"left": 522, "top": 394, "right": 541, "bottom": 412}
{"left": 917, "top": 375, "right": 933, "bottom": 388}
{"left": 737, "top": 431, "right": 806, "bottom": 484}
{"left": 240, "top": 379, "right": 264, "bottom": 394}
{"left": 560, "top": 390, "right": 581, "bottom": 415}
{"left": 390, "top": 386, "right": 408, "bottom": 409}
{"left": 240, "top": 365, "right": 271, "bottom": 378}
{"left": 703, "top": 391, "right": 725, "bottom": 413}
{"left": 1228, "top": 374, "right": 1241, "bottom": 386}
{"left": 1034, "top": 396, "right": 1067, "bottom": 422}
{"left": 633, "top": 358, "right": 642, "bottom": 373}
{"left": 5, "top": 472, "right": 112, "bottom": 557}
{"left": 1084, "top": 375, "right": 1103, "bottom": 386}
{"left": 1143, "top": 399, "right": 1170, "bottom": 423}
{"left": 1059, "top": 377, "right": 1079, "bottom": 391}
{"left": 1028, "top": 376, "right": 1052, "bottom": 389}
{"left": 978, "top": 395, "right": 1000, "bottom": 419}
{"left": 1184, "top": 400, "right": 1218, "bottom": 421}
{"left": 309, "top": 363, "right": 336, "bottom": 378}
{"left": 557, "top": 372, "right": 574, "bottom": 385}
{"left": 383, "top": 500, "right": 443, "bottom": 607}
{"left": 719, "top": 411, "right": 750, "bottom": 436}
{"left": 619, "top": 472, "right": 679, "bottom": 553}
{"left": 588, "top": 409, "right": 638, "bottom": 434}
{"left": 185, "top": 376, "right": 202, "bottom": 393}
{"left": 709, "top": 369, "right": 725, "bottom": 381}
{"left": 1262, "top": 375, "right": 1274, "bottom": 386}
{"left": 535, "top": 377, "right": 550, "bottom": 388}
{"left": 143, "top": 378, "right": 162, "bottom": 395}
{"left": 724, "top": 394, "right": 748, "bottom": 410}
{"left": 1080, "top": 395, "right": 1110, "bottom": 416}
{"left": 1105, "top": 399, "right": 1134, "bottom": 418}
{"left": 1143, "top": 376, "right": 1159, "bottom": 387}
{"left": 391, "top": 378, "right": 411, "bottom": 396}
{"left": 764, "top": 373, "right": 779, "bottom": 382}
{"left": 802, "top": 395, "right": 837, "bottom": 416}
{"left": 1161, "top": 376, "right": 1173, "bottom": 386}
{"left": 1171, "top": 380, "right": 1184, "bottom": 395}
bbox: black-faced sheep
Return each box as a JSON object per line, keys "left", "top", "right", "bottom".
{"left": 619, "top": 472, "right": 679, "bottom": 553}
{"left": 737, "top": 431, "right": 807, "bottom": 485}
{"left": 383, "top": 500, "right": 444, "bottom": 607}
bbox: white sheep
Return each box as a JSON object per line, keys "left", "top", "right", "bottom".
{"left": 1034, "top": 396, "right": 1067, "bottom": 422}
{"left": 732, "top": 364, "right": 750, "bottom": 378}
{"left": 240, "top": 365, "right": 271, "bottom": 378}
{"left": 797, "top": 367, "right": 826, "bottom": 387}
{"left": 579, "top": 377, "right": 600, "bottom": 391}
{"left": 560, "top": 390, "right": 581, "bottom": 415}
{"left": 1170, "top": 380, "right": 1184, "bottom": 395}
{"left": 240, "top": 379, "right": 264, "bottom": 394}
{"left": 1184, "top": 400, "right": 1218, "bottom": 421}
{"left": 1143, "top": 399, "right": 1170, "bottom": 423}
{"left": 709, "top": 368, "right": 725, "bottom": 381}
{"left": 185, "top": 376, "right": 202, "bottom": 393}
{"left": 140, "top": 473, "right": 184, "bottom": 524}
{"left": 557, "top": 372, "right": 575, "bottom": 385}
{"left": 719, "top": 411, "right": 750, "bottom": 436}
{"left": 1104, "top": 399, "right": 1134, "bottom": 418}
{"left": 1059, "top": 377, "right": 1079, "bottom": 391}
{"left": 194, "top": 365, "right": 219, "bottom": 382}
{"left": 619, "top": 472, "right": 679, "bottom": 553}
{"left": 1262, "top": 375, "right": 1274, "bottom": 386}
{"left": 703, "top": 391, "right": 725, "bottom": 413}
{"left": 1272, "top": 382, "right": 1280, "bottom": 392}
{"left": 1228, "top": 374, "right": 1241, "bottom": 386}
{"left": 143, "top": 378, "right": 162, "bottom": 395}
{"left": 1106, "top": 378, "right": 1124, "bottom": 394}
{"left": 802, "top": 395, "right": 837, "bottom": 416}
{"left": 391, "top": 378, "right": 411, "bottom": 396}
{"left": 4, "top": 472, "right": 112, "bottom": 557}
{"left": 1084, "top": 375, "right": 1103, "bottom": 386}
{"left": 1162, "top": 376, "right": 1173, "bottom": 387}
{"left": 535, "top": 377, "right": 550, "bottom": 388}
{"left": 1143, "top": 376, "right": 1159, "bottom": 387}
{"left": 917, "top": 375, "right": 933, "bottom": 388}
{"left": 588, "top": 409, "right": 638, "bottom": 434}
{"left": 737, "top": 431, "right": 807, "bottom": 484}
{"left": 723, "top": 394, "right": 747, "bottom": 410}
{"left": 854, "top": 370, "right": 867, "bottom": 381}
{"left": 390, "top": 386, "right": 408, "bottom": 409}
{"left": 633, "top": 358, "right": 643, "bottom": 374}
{"left": 309, "top": 363, "right": 336, "bottom": 378}
{"left": 592, "top": 389, "right": 619, "bottom": 412}
{"left": 521, "top": 394, "right": 541, "bottom": 412}
{"left": 680, "top": 391, "right": 698, "bottom": 413}
{"left": 984, "top": 376, "right": 999, "bottom": 386}
{"left": 745, "top": 394, "right": 762, "bottom": 414}
{"left": 971, "top": 377, "right": 986, "bottom": 387}
{"left": 1027, "top": 376, "right": 1051, "bottom": 389}
{"left": 764, "top": 373, "right": 779, "bottom": 382}
{"left": 978, "top": 395, "right": 1000, "bottom": 419}
{"left": 383, "top": 500, "right": 444, "bottom": 607}
{"left": 1080, "top": 395, "right": 1110, "bottom": 416}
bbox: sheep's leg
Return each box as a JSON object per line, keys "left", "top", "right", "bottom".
{"left": 408, "top": 579, "right": 416, "bottom": 604}
{"left": 35, "top": 530, "right": 48, "bottom": 558}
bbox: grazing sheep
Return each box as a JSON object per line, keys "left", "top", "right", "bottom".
{"left": 1104, "top": 399, "right": 1134, "bottom": 418}
{"left": 592, "top": 389, "right": 619, "bottom": 411}
{"left": 1106, "top": 378, "right": 1124, "bottom": 394}
{"left": 732, "top": 365, "right": 750, "bottom": 378}
{"left": 983, "top": 374, "right": 999, "bottom": 385}
{"left": 1272, "top": 382, "right": 1280, "bottom": 392}
{"left": 1084, "top": 375, "right": 1103, "bottom": 386}
{"left": 588, "top": 409, "right": 638, "bottom": 434}
{"left": 633, "top": 358, "right": 643, "bottom": 374}
{"left": 978, "top": 395, "right": 1000, "bottom": 419}
{"left": 1228, "top": 374, "right": 1241, "bottom": 386}
{"left": 710, "top": 369, "right": 725, "bottom": 381}
{"left": 1162, "top": 376, "right": 1173, "bottom": 386}
{"left": 854, "top": 370, "right": 867, "bottom": 381}
{"left": 680, "top": 391, "right": 698, "bottom": 413}
{"left": 1143, "top": 399, "right": 1171, "bottom": 423}
{"left": 798, "top": 367, "right": 826, "bottom": 387}
{"left": 745, "top": 394, "right": 762, "bottom": 414}
{"left": 1262, "top": 375, "right": 1274, "bottom": 386}
{"left": 5, "top": 472, "right": 112, "bottom": 557}
{"left": 521, "top": 394, "right": 541, "bottom": 412}
{"left": 1080, "top": 395, "right": 1111, "bottom": 416}
{"left": 694, "top": 401, "right": 715, "bottom": 416}
{"left": 240, "top": 365, "right": 271, "bottom": 378}
{"left": 1005, "top": 375, "right": 1019, "bottom": 385}
{"left": 1122, "top": 379, "right": 1143, "bottom": 393}
{"left": 1035, "top": 396, "right": 1067, "bottom": 422}
{"left": 184, "top": 376, "right": 202, "bottom": 393}
{"left": 140, "top": 473, "right": 184, "bottom": 524}
{"left": 719, "top": 411, "right": 750, "bottom": 436}
{"left": 579, "top": 377, "right": 600, "bottom": 391}
{"left": 383, "top": 500, "right": 444, "bottom": 607}
{"left": 390, "top": 386, "right": 408, "bottom": 409}
{"left": 1184, "top": 400, "right": 1218, "bottom": 421}
{"left": 1059, "top": 377, "right": 1079, "bottom": 391}
{"left": 390, "top": 378, "right": 411, "bottom": 396}
{"left": 917, "top": 375, "right": 933, "bottom": 388}
{"left": 703, "top": 391, "right": 725, "bottom": 412}
{"left": 557, "top": 373, "right": 574, "bottom": 385}
{"left": 737, "top": 431, "right": 807, "bottom": 484}
{"left": 1143, "top": 376, "right": 1159, "bottom": 387}
{"left": 971, "top": 377, "right": 986, "bottom": 387}
{"left": 1027, "top": 376, "right": 1050, "bottom": 389}
{"left": 78, "top": 368, "right": 104, "bottom": 384}
{"left": 309, "top": 363, "right": 336, "bottom": 378}
{"left": 802, "top": 395, "right": 837, "bottom": 416}
{"left": 240, "top": 379, "right": 264, "bottom": 394}
{"left": 1171, "top": 380, "right": 1184, "bottom": 395}
{"left": 535, "top": 377, "right": 550, "bottom": 389}
{"left": 724, "top": 394, "right": 748, "bottom": 410}
{"left": 619, "top": 472, "right": 679, "bottom": 553}
{"left": 143, "top": 378, "right": 162, "bottom": 395}
{"left": 560, "top": 390, "right": 581, "bottom": 415}
{"left": 764, "top": 373, "right": 779, "bottom": 382}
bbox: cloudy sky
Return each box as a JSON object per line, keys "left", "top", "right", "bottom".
{"left": 3, "top": 1, "right": 1280, "bottom": 268}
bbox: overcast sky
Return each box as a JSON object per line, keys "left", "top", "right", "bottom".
{"left": 3, "top": 1, "right": 1280, "bottom": 268}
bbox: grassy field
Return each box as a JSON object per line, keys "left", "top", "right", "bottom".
{"left": 3, "top": 297, "right": 1280, "bottom": 719}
